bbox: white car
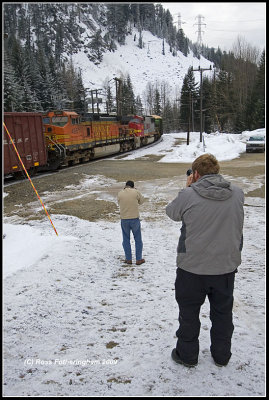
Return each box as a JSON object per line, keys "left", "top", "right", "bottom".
{"left": 246, "top": 136, "right": 265, "bottom": 153}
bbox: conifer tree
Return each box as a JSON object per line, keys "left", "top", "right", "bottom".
{"left": 245, "top": 50, "right": 265, "bottom": 130}
{"left": 215, "top": 70, "right": 235, "bottom": 131}
{"left": 201, "top": 77, "right": 213, "bottom": 133}
{"left": 135, "top": 95, "right": 143, "bottom": 115}
{"left": 179, "top": 67, "right": 199, "bottom": 130}
{"left": 122, "top": 74, "right": 136, "bottom": 115}
{"left": 4, "top": 50, "right": 24, "bottom": 111}
{"left": 88, "top": 30, "right": 105, "bottom": 64}
{"left": 162, "top": 100, "right": 174, "bottom": 133}
{"left": 153, "top": 86, "right": 161, "bottom": 115}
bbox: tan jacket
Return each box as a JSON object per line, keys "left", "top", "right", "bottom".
{"left": 117, "top": 187, "right": 145, "bottom": 219}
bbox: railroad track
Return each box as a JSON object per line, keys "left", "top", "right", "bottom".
{"left": 4, "top": 137, "right": 163, "bottom": 187}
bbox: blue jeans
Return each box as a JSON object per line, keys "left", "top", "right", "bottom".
{"left": 121, "top": 218, "right": 143, "bottom": 261}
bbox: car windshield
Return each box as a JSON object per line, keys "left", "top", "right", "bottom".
{"left": 249, "top": 136, "right": 264, "bottom": 141}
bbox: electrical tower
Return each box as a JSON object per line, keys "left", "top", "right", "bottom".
{"left": 194, "top": 14, "right": 206, "bottom": 50}
{"left": 173, "top": 13, "right": 186, "bottom": 30}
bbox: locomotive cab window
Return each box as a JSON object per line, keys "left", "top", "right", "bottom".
{"left": 51, "top": 116, "right": 68, "bottom": 126}
{"left": 43, "top": 117, "right": 51, "bottom": 124}
{"left": 71, "top": 117, "right": 79, "bottom": 125}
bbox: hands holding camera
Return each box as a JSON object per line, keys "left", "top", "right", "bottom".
{"left": 186, "top": 169, "right": 193, "bottom": 187}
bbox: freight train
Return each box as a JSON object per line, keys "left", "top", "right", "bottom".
{"left": 3, "top": 111, "right": 163, "bottom": 177}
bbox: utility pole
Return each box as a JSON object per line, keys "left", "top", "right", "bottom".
{"left": 187, "top": 92, "right": 191, "bottom": 145}
{"left": 114, "top": 77, "right": 123, "bottom": 117}
{"left": 90, "top": 89, "right": 102, "bottom": 114}
{"left": 192, "top": 65, "right": 212, "bottom": 142}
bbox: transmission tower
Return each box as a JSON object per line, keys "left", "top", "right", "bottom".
{"left": 173, "top": 13, "right": 186, "bottom": 30}
{"left": 194, "top": 14, "right": 206, "bottom": 49}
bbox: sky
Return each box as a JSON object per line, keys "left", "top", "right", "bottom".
{"left": 162, "top": 2, "right": 266, "bottom": 52}
{"left": 3, "top": 129, "right": 265, "bottom": 396}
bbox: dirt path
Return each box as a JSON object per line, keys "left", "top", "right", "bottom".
{"left": 4, "top": 152, "right": 265, "bottom": 222}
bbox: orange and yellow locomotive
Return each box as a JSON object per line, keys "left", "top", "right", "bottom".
{"left": 4, "top": 110, "right": 163, "bottom": 176}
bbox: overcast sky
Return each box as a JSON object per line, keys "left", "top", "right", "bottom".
{"left": 162, "top": 2, "right": 266, "bottom": 53}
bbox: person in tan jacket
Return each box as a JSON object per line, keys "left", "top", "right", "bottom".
{"left": 117, "top": 180, "right": 145, "bottom": 265}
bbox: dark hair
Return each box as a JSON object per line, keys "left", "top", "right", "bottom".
{"left": 125, "top": 180, "right": 134, "bottom": 188}
{"left": 192, "top": 153, "right": 220, "bottom": 176}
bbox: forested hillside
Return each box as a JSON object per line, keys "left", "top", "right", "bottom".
{"left": 3, "top": 3, "right": 265, "bottom": 133}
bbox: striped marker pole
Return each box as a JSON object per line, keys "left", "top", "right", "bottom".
{"left": 3, "top": 122, "right": 59, "bottom": 236}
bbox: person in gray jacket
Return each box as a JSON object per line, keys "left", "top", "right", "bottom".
{"left": 166, "top": 153, "right": 244, "bottom": 368}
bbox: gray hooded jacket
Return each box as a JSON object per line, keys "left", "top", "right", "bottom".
{"left": 166, "top": 174, "right": 244, "bottom": 275}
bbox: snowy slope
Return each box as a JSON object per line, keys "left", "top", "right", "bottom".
{"left": 71, "top": 27, "right": 214, "bottom": 102}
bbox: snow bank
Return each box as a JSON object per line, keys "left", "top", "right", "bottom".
{"left": 112, "top": 129, "right": 265, "bottom": 163}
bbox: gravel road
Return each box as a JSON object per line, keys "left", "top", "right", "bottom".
{"left": 4, "top": 151, "right": 265, "bottom": 223}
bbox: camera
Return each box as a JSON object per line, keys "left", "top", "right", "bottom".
{"left": 186, "top": 169, "right": 192, "bottom": 176}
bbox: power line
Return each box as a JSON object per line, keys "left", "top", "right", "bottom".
{"left": 206, "top": 19, "right": 264, "bottom": 23}
{"left": 206, "top": 27, "right": 263, "bottom": 32}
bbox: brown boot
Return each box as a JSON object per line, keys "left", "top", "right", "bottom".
{"left": 124, "top": 260, "right": 132, "bottom": 265}
{"left": 136, "top": 259, "right": 145, "bottom": 265}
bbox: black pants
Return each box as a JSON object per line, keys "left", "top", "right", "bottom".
{"left": 175, "top": 267, "right": 236, "bottom": 365}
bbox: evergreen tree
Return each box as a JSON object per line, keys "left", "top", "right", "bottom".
{"left": 106, "top": 4, "right": 129, "bottom": 44}
{"left": 215, "top": 70, "right": 235, "bottom": 131}
{"left": 201, "top": 77, "right": 213, "bottom": 133}
{"left": 162, "top": 100, "right": 174, "bottom": 133}
{"left": 36, "top": 47, "right": 56, "bottom": 110}
{"left": 55, "top": 23, "right": 64, "bottom": 64}
{"left": 73, "top": 68, "right": 86, "bottom": 113}
{"left": 135, "top": 95, "right": 143, "bottom": 115}
{"left": 103, "top": 78, "right": 115, "bottom": 113}
{"left": 179, "top": 67, "right": 199, "bottom": 130}
{"left": 9, "top": 35, "right": 40, "bottom": 111}
{"left": 139, "top": 3, "right": 156, "bottom": 33}
{"left": 4, "top": 50, "right": 24, "bottom": 111}
{"left": 103, "top": 32, "right": 117, "bottom": 52}
{"left": 176, "top": 29, "right": 189, "bottom": 56}
{"left": 144, "top": 82, "right": 154, "bottom": 114}
{"left": 122, "top": 74, "right": 136, "bottom": 115}
{"left": 245, "top": 50, "right": 265, "bottom": 130}
{"left": 138, "top": 29, "right": 143, "bottom": 49}
{"left": 87, "top": 29, "right": 106, "bottom": 65}
{"left": 153, "top": 86, "right": 161, "bottom": 115}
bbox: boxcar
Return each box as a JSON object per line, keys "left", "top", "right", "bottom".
{"left": 4, "top": 112, "right": 47, "bottom": 176}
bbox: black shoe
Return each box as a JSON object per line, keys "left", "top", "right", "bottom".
{"left": 212, "top": 355, "right": 229, "bottom": 367}
{"left": 214, "top": 360, "right": 229, "bottom": 367}
{"left": 171, "top": 349, "right": 197, "bottom": 368}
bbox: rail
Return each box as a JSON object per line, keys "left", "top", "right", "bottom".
{"left": 46, "top": 136, "right": 66, "bottom": 159}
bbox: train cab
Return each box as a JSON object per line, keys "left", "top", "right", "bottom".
{"left": 43, "top": 110, "right": 93, "bottom": 151}
{"left": 128, "top": 115, "right": 144, "bottom": 137}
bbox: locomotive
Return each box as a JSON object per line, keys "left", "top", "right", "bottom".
{"left": 4, "top": 111, "right": 163, "bottom": 177}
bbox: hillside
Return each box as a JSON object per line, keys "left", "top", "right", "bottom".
{"left": 71, "top": 27, "right": 214, "bottom": 105}
{"left": 4, "top": 3, "right": 212, "bottom": 113}
{"left": 4, "top": 3, "right": 264, "bottom": 132}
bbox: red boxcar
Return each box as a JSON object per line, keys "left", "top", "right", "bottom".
{"left": 3, "top": 112, "right": 47, "bottom": 176}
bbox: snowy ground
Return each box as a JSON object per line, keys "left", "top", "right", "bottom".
{"left": 3, "top": 130, "right": 266, "bottom": 396}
